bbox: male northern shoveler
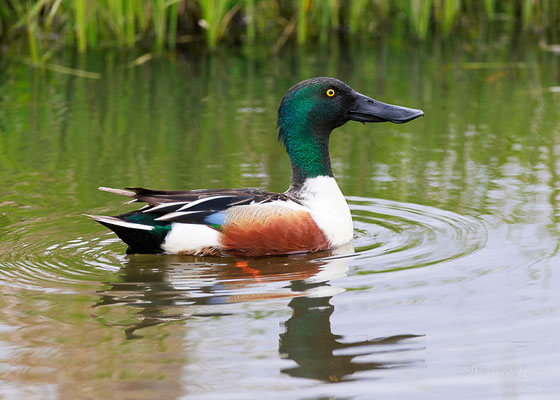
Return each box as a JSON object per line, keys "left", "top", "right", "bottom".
{"left": 89, "top": 77, "right": 423, "bottom": 256}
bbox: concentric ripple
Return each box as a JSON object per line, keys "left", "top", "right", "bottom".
{"left": 346, "top": 196, "right": 488, "bottom": 272}
{"left": 0, "top": 198, "right": 488, "bottom": 293}
{"left": 0, "top": 213, "right": 125, "bottom": 292}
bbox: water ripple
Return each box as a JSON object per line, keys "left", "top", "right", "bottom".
{"left": 0, "top": 198, "right": 488, "bottom": 293}
{"left": 346, "top": 196, "right": 487, "bottom": 272}
{"left": 0, "top": 216, "right": 123, "bottom": 291}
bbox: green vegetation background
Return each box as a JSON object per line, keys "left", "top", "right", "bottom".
{"left": 1, "top": 0, "right": 559, "bottom": 63}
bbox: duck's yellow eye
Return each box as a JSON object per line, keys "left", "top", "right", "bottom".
{"left": 326, "top": 89, "right": 335, "bottom": 97}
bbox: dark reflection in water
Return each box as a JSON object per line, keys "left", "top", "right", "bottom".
{"left": 95, "top": 252, "right": 423, "bottom": 381}
{"left": 280, "top": 280, "right": 421, "bottom": 383}
{"left": 96, "top": 262, "right": 194, "bottom": 339}
{"left": 95, "top": 253, "right": 331, "bottom": 338}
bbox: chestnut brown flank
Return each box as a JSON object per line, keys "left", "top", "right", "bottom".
{"left": 220, "top": 210, "right": 330, "bottom": 256}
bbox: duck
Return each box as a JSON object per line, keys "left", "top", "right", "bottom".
{"left": 88, "top": 77, "right": 423, "bottom": 257}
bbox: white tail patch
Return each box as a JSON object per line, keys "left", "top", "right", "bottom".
{"left": 98, "top": 187, "right": 136, "bottom": 198}
{"left": 161, "top": 223, "right": 220, "bottom": 254}
{"left": 85, "top": 214, "right": 154, "bottom": 231}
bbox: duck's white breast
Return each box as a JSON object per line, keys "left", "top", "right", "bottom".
{"left": 297, "top": 176, "right": 354, "bottom": 247}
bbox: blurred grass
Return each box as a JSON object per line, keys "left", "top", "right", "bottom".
{"left": 0, "top": 0, "right": 559, "bottom": 63}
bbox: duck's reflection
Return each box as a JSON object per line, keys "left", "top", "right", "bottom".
{"left": 280, "top": 279, "right": 421, "bottom": 382}
{"left": 96, "top": 248, "right": 422, "bottom": 380}
{"left": 96, "top": 252, "right": 338, "bottom": 338}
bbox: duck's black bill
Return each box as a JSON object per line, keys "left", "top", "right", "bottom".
{"left": 348, "top": 92, "right": 424, "bottom": 124}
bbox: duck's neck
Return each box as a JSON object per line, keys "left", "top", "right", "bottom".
{"left": 280, "top": 123, "right": 333, "bottom": 193}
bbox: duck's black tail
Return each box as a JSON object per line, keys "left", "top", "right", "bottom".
{"left": 86, "top": 214, "right": 170, "bottom": 254}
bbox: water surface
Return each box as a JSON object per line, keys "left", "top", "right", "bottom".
{"left": 0, "top": 44, "right": 559, "bottom": 399}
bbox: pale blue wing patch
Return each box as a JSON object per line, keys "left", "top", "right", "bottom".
{"left": 204, "top": 211, "right": 226, "bottom": 227}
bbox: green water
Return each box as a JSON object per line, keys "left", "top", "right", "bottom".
{"left": 0, "top": 44, "right": 559, "bottom": 399}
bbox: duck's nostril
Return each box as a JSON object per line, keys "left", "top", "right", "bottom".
{"left": 367, "top": 100, "right": 374, "bottom": 104}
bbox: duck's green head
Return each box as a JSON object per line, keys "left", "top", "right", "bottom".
{"left": 278, "top": 77, "right": 423, "bottom": 186}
